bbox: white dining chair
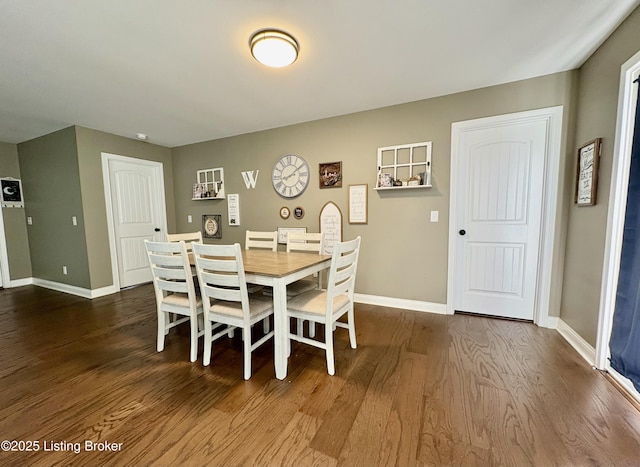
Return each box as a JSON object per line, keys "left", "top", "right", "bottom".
{"left": 286, "top": 231, "right": 324, "bottom": 338}
{"left": 286, "top": 236, "right": 361, "bottom": 375}
{"left": 167, "top": 231, "right": 203, "bottom": 275}
{"left": 192, "top": 242, "right": 275, "bottom": 380}
{"left": 144, "top": 239, "right": 204, "bottom": 362}
{"left": 245, "top": 230, "right": 278, "bottom": 251}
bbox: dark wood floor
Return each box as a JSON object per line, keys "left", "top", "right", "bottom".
{"left": 1, "top": 285, "right": 640, "bottom": 467}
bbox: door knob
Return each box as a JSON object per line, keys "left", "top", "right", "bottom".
{"left": 459, "top": 229, "right": 466, "bottom": 236}
{"left": 154, "top": 228, "right": 161, "bottom": 232}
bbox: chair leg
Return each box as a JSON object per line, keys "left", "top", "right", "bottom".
{"left": 157, "top": 311, "right": 166, "bottom": 352}
{"left": 203, "top": 320, "right": 213, "bottom": 366}
{"left": 325, "top": 324, "right": 335, "bottom": 375}
{"left": 243, "top": 327, "right": 252, "bottom": 380}
{"left": 347, "top": 305, "right": 357, "bottom": 349}
{"left": 189, "top": 316, "right": 198, "bottom": 363}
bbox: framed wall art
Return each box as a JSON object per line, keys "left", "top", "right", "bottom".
{"left": 319, "top": 161, "right": 342, "bottom": 188}
{"left": 348, "top": 184, "right": 368, "bottom": 224}
{"left": 575, "top": 138, "right": 601, "bottom": 206}
{"left": 202, "top": 214, "right": 222, "bottom": 238}
{"left": 1, "top": 177, "right": 24, "bottom": 208}
{"left": 277, "top": 227, "right": 307, "bottom": 244}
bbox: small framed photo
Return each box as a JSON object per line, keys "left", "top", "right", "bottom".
{"left": 202, "top": 214, "right": 222, "bottom": 239}
{"left": 319, "top": 162, "right": 342, "bottom": 188}
{"left": 575, "top": 138, "right": 601, "bottom": 206}
{"left": 293, "top": 206, "right": 305, "bottom": 219}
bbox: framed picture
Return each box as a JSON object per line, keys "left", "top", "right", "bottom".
{"left": 0, "top": 178, "right": 24, "bottom": 208}
{"left": 293, "top": 206, "right": 305, "bottom": 219}
{"left": 348, "top": 184, "right": 368, "bottom": 224}
{"left": 575, "top": 138, "right": 602, "bottom": 206}
{"left": 319, "top": 162, "right": 342, "bottom": 188}
{"left": 202, "top": 214, "right": 222, "bottom": 238}
{"left": 277, "top": 227, "right": 306, "bottom": 244}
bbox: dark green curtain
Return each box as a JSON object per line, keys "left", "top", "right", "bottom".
{"left": 611, "top": 77, "right": 640, "bottom": 391}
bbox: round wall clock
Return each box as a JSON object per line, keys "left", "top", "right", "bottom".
{"left": 280, "top": 206, "right": 290, "bottom": 219}
{"left": 272, "top": 154, "right": 310, "bottom": 198}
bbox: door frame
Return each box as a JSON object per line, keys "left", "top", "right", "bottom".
{"left": 101, "top": 152, "right": 168, "bottom": 289}
{"left": 447, "top": 106, "right": 564, "bottom": 326}
{"left": 0, "top": 205, "right": 10, "bottom": 287}
{"left": 596, "top": 49, "right": 640, "bottom": 395}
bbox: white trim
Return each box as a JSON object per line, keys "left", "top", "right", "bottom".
{"left": 596, "top": 49, "right": 640, "bottom": 370}
{"left": 607, "top": 367, "right": 640, "bottom": 405}
{"left": 32, "top": 278, "right": 119, "bottom": 299}
{"left": 354, "top": 293, "right": 449, "bottom": 314}
{"left": 556, "top": 319, "right": 596, "bottom": 366}
{"left": 101, "top": 152, "right": 168, "bottom": 290}
{"left": 9, "top": 277, "right": 33, "bottom": 287}
{"left": 448, "top": 106, "right": 564, "bottom": 327}
{"left": 0, "top": 205, "right": 12, "bottom": 287}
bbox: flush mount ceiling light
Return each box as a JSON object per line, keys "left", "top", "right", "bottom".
{"left": 250, "top": 29, "right": 299, "bottom": 68}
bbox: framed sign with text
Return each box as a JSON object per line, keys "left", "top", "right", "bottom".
{"left": 575, "top": 138, "right": 601, "bottom": 206}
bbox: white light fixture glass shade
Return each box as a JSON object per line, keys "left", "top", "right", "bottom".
{"left": 250, "top": 30, "right": 299, "bottom": 68}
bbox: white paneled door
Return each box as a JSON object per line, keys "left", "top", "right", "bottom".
{"left": 452, "top": 117, "right": 548, "bottom": 320}
{"left": 105, "top": 155, "right": 167, "bottom": 288}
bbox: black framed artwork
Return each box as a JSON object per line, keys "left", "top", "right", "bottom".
{"left": 202, "top": 214, "right": 222, "bottom": 238}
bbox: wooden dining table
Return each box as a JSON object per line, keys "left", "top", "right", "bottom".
{"left": 241, "top": 249, "right": 331, "bottom": 380}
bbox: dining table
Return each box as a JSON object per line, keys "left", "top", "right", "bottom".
{"left": 241, "top": 249, "right": 331, "bottom": 380}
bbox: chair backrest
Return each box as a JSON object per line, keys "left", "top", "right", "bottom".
{"left": 192, "top": 242, "right": 250, "bottom": 316}
{"left": 325, "top": 237, "right": 361, "bottom": 312}
{"left": 167, "top": 231, "right": 203, "bottom": 260}
{"left": 286, "top": 232, "right": 323, "bottom": 254}
{"left": 245, "top": 230, "right": 277, "bottom": 251}
{"left": 144, "top": 240, "right": 198, "bottom": 307}
{"left": 167, "top": 231, "right": 203, "bottom": 244}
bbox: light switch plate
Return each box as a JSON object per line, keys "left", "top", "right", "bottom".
{"left": 430, "top": 210, "right": 439, "bottom": 222}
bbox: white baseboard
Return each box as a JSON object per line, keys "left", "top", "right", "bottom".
{"left": 354, "top": 293, "right": 449, "bottom": 314}
{"left": 9, "top": 277, "right": 33, "bottom": 287}
{"left": 555, "top": 318, "right": 596, "bottom": 366}
{"left": 31, "top": 278, "right": 118, "bottom": 299}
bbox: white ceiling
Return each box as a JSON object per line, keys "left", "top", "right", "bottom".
{"left": 1, "top": 0, "right": 639, "bottom": 148}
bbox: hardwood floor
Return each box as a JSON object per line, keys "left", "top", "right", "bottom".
{"left": 1, "top": 284, "right": 640, "bottom": 467}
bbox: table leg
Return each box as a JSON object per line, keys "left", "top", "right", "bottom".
{"left": 272, "top": 277, "right": 288, "bottom": 380}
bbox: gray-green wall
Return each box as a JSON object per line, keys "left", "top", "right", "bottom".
{"left": 75, "top": 126, "right": 175, "bottom": 289}
{"left": 18, "top": 127, "right": 90, "bottom": 287}
{"left": 15, "top": 126, "right": 175, "bottom": 290}
{"left": 0, "top": 141, "right": 32, "bottom": 281}
{"left": 171, "top": 71, "right": 576, "bottom": 306}
{"left": 561, "top": 6, "right": 640, "bottom": 346}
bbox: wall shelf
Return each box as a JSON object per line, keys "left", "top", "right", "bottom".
{"left": 192, "top": 167, "right": 225, "bottom": 200}
{"left": 375, "top": 141, "right": 432, "bottom": 190}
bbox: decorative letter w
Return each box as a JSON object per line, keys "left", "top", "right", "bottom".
{"left": 241, "top": 170, "right": 259, "bottom": 189}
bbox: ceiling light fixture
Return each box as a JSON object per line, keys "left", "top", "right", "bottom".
{"left": 136, "top": 133, "right": 148, "bottom": 141}
{"left": 250, "top": 29, "right": 299, "bottom": 68}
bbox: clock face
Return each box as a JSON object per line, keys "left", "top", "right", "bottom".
{"left": 272, "top": 154, "right": 310, "bottom": 198}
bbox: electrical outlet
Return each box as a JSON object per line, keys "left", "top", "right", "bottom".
{"left": 62, "top": 266, "right": 68, "bottom": 275}
{"left": 188, "top": 215, "right": 193, "bottom": 223}
{"left": 72, "top": 216, "right": 77, "bottom": 226}
{"left": 27, "top": 217, "right": 33, "bottom": 225}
